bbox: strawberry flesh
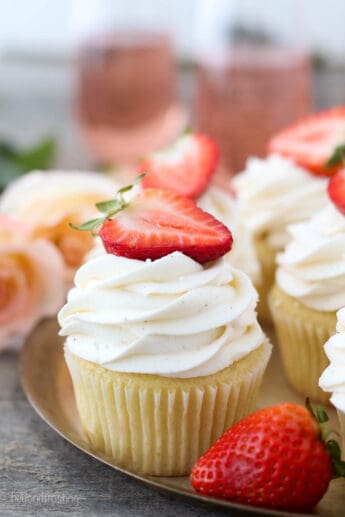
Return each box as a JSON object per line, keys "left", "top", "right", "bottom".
{"left": 268, "top": 107, "right": 345, "bottom": 176}
{"left": 141, "top": 133, "right": 219, "bottom": 199}
{"left": 328, "top": 169, "right": 345, "bottom": 214}
{"left": 99, "top": 189, "right": 232, "bottom": 263}
{"left": 191, "top": 403, "right": 333, "bottom": 512}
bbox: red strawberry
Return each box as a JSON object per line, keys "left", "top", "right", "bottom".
{"left": 328, "top": 169, "right": 345, "bottom": 214}
{"left": 141, "top": 133, "right": 219, "bottom": 199}
{"left": 268, "top": 107, "right": 345, "bottom": 176}
{"left": 191, "top": 402, "right": 345, "bottom": 512}
{"left": 99, "top": 188, "right": 232, "bottom": 263}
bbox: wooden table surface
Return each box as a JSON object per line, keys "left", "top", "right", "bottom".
{"left": 1, "top": 60, "right": 345, "bottom": 517}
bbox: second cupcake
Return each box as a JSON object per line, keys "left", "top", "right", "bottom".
{"left": 270, "top": 169, "right": 345, "bottom": 403}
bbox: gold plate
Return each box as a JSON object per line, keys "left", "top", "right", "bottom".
{"left": 20, "top": 319, "right": 345, "bottom": 517}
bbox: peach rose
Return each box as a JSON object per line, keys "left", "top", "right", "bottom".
{"left": 0, "top": 215, "right": 65, "bottom": 351}
{"left": 0, "top": 170, "right": 120, "bottom": 282}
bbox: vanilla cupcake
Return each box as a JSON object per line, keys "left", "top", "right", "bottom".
{"left": 269, "top": 202, "right": 345, "bottom": 403}
{"left": 319, "top": 307, "right": 345, "bottom": 454}
{"left": 233, "top": 154, "right": 328, "bottom": 323}
{"left": 59, "top": 188, "right": 271, "bottom": 476}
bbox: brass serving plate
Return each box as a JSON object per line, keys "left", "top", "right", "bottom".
{"left": 20, "top": 319, "right": 345, "bottom": 517}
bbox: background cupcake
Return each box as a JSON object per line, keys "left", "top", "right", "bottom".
{"left": 270, "top": 170, "right": 345, "bottom": 402}
{"left": 233, "top": 154, "right": 327, "bottom": 322}
{"left": 60, "top": 188, "right": 271, "bottom": 475}
{"left": 233, "top": 107, "right": 345, "bottom": 323}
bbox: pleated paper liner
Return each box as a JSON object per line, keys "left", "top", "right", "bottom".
{"left": 65, "top": 340, "right": 271, "bottom": 476}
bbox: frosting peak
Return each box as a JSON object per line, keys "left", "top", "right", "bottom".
{"left": 59, "top": 252, "right": 263, "bottom": 378}
{"left": 276, "top": 203, "right": 345, "bottom": 311}
{"left": 233, "top": 154, "right": 328, "bottom": 249}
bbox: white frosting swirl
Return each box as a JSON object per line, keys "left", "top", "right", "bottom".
{"left": 59, "top": 252, "right": 263, "bottom": 378}
{"left": 232, "top": 154, "right": 328, "bottom": 249}
{"left": 319, "top": 307, "right": 345, "bottom": 412}
{"left": 198, "top": 186, "right": 261, "bottom": 284}
{"left": 276, "top": 203, "right": 345, "bottom": 311}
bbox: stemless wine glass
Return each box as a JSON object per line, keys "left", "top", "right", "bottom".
{"left": 193, "top": 0, "right": 312, "bottom": 174}
{"left": 74, "top": 4, "right": 186, "bottom": 166}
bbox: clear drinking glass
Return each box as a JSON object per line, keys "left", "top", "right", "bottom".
{"left": 194, "top": 0, "right": 312, "bottom": 174}
{"left": 74, "top": 3, "right": 185, "bottom": 165}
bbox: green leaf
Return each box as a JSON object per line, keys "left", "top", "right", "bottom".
{"left": 118, "top": 172, "right": 146, "bottom": 194}
{"left": 70, "top": 218, "right": 104, "bottom": 231}
{"left": 0, "top": 156, "right": 23, "bottom": 190}
{"left": 14, "top": 137, "right": 56, "bottom": 172}
{"left": 305, "top": 398, "right": 316, "bottom": 419}
{"left": 332, "top": 457, "right": 345, "bottom": 478}
{"left": 326, "top": 439, "right": 341, "bottom": 461}
{"left": 96, "top": 199, "right": 122, "bottom": 213}
{"left": 326, "top": 143, "right": 345, "bottom": 168}
{"left": 70, "top": 173, "right": 146, "bottom": 233}
{"left": 316, "top": 406, "right": 329, "bottom": 424}
{"left": 0, "top": 142, "right": 16, "bottom": 160}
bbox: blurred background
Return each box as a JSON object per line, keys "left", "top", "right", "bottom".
{"left": 1, "top": 0, "right": 345, "bottom": 178}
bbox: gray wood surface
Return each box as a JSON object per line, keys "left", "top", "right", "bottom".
{"left": 1, "top": 60, "right": 345, "bottom": 516}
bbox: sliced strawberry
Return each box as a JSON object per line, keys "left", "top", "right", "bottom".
{"left": 141, "top": 133, "right": 219, "bottom": 199}
{"left": 99, "top": 189, "right": 232, "bottom": 263}
{"left": 268, "top": 107, "right": 345, "bottom": 176}
{"left": 328, "top": 169, "right": 345, "bottom": 214}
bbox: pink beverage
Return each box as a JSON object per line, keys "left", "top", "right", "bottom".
{"left": 76, "top": 31, "right": 185, "bottom": 164}
{"left": 195, "top": 45, "right": 312, "bottom": 174}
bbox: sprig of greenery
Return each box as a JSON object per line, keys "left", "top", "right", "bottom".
{"left": 326, "top": 143, "right": 345, "bottom": 169}
{"left": 0, "top": 137, "right": 56, "bottom": 191}
{"left": 70, "top": 173, "right": 146, "bottom": 232}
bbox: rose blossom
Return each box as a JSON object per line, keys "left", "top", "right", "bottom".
{"left": 0, "top": 215, "right": 65, "bottom": 351}
{"left": 0, "top": 170, "right": 120, "bottom": 282}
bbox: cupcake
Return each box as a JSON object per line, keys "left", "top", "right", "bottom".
{"left": 59, "top": 187, "right": 271, "bottom": 476}
{"left": 269, "top": 168, "right": 345, "bottom": 403}
{"left": 233, "top": 107, "right": 345, "bottom": 323}
{"left": 233, "top": 154, "right": 327, "bottom": 322}
{"left": 319, "top": 307, "right": 345, "bottom": 455}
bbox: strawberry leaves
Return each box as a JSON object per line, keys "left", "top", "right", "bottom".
{"left": 70, "top": 173, "right": 146, "bottom": 232}
{"left": 326, "top": 144, "right": 345, "bottom": 169}
{"left": 306, "top": 398, "right": 345, "bottom": 479}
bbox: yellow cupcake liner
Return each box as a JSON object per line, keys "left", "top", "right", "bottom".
{"left": 65, "top": 340, "right": 271, "bottom": 476}
{"left": 254, "top": 235, "right": 278, "bottom": 325}
{"left": 269, "top": 285, "right": 336, "bottom": 404}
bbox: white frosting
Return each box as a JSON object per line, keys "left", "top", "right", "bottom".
{"left": 232, "top": 154, "right": 328, "bottom": 249}
{"left": 276, "top": 203, "right": 345, "bottom": 311}
{"left": 198, "top": 186, "right": 261, "bottom": 284}
{"left": 59, "top": 252, "right": 264, "bottom": 378}
{"left": 319, "top": 307, "right": 345, "bottom": 412}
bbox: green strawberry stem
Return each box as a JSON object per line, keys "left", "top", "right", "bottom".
{"left": 305, "top": 398, "right": 345, "bottom": 478}
{"left": 70, "top": 172, "right": 146, "bottom": 232}
{"left": 326, "top": 144, "right": 345, "bottom": 169}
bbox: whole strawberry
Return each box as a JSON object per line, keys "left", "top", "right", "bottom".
{"left": 191, "top": 401, "right": 345, "bottom": 512}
